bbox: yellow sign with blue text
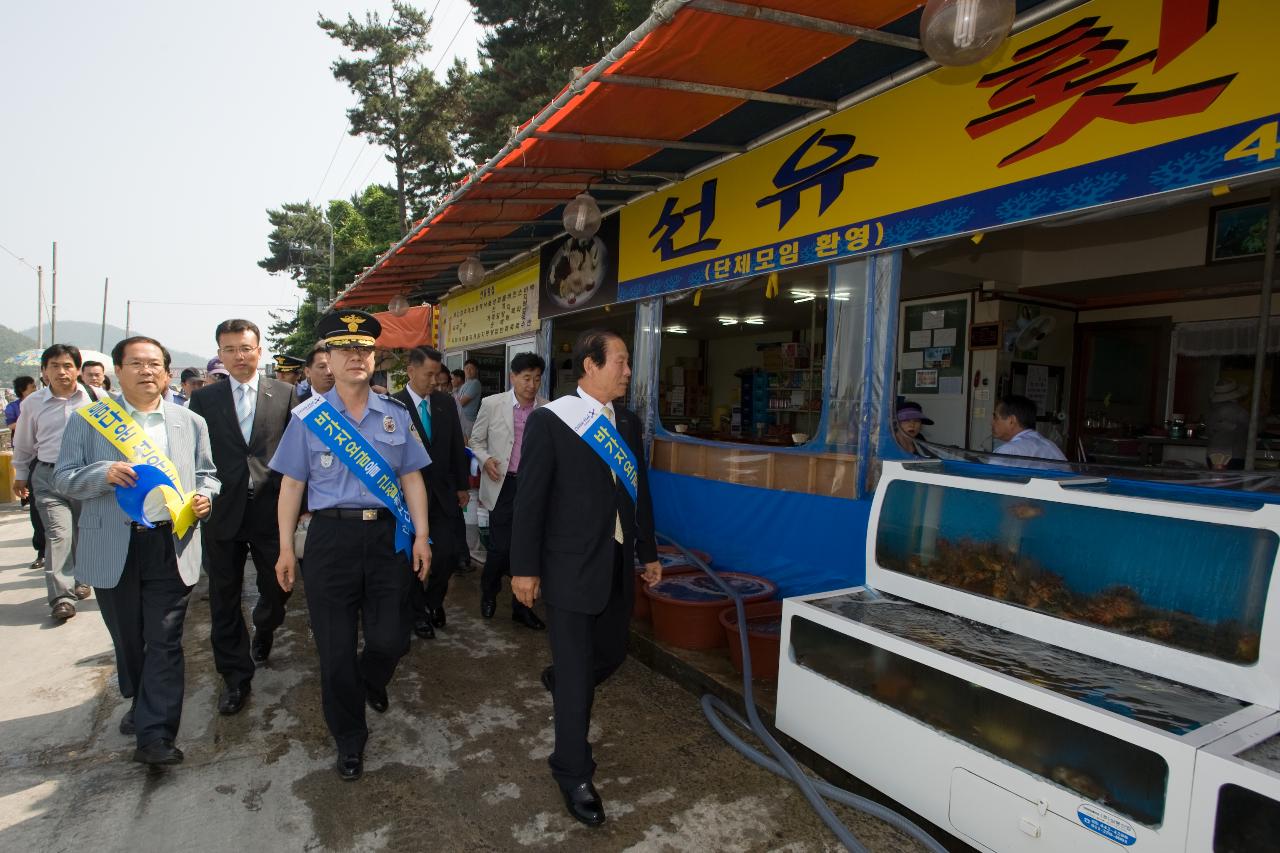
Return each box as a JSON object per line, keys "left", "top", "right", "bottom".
{"left": 441, "top": 260, "right": 538, "bottom": 350}
{"left": 618, "top": 0, "right": 1280, "bottom": 300}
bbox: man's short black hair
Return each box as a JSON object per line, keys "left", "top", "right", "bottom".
{"left": 81, "top": 360, "right": 104, "bottom": 373}
{"left": 408, "top": 346, "right": 444, "bottom": 367}
{"left": 305, "top": 341, "right": 328, "bottom": 367}
{"left": 180, "top": 367, "right": 202, "bottom": 383}
{"left": 41, "top": 344, "right": 82, "bottom": 369}
{"left": 571, "top": 329, "right": 622, "bottom": 380}
{"left": 996, "top": 394, "right": 1038, "bottom": 430}
{"left": 13, "top": 375, "right": 35, "bottom": 395}
{"left": 509, "top": 352, "right": 545, "bottom": 375}
{"left": 111, "top": 336, "right": 172, "bottom": 372}
{"left": 463, "top": 358, "right": 479, "bottom": 369}
{"left": 214, "top": 318, "right": 261, "bottom": 344}
{"left": 451, "top": 369, "right": 464, "bottom": 380}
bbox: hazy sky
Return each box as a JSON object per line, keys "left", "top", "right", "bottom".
{"left": 1, "top": 1, "right": 482, "bottom": 359}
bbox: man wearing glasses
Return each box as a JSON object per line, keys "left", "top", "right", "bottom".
{"left": 270, "top": 310, "right": 431, "bottom": 781}
{"left": 188, "top": 319, "right": 298, "bottom": 718}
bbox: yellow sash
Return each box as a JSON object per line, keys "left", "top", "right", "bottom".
{"left": 76, "top": 396, "right": 199, "bottom": 537}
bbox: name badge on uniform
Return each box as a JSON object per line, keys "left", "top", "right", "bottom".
{"left": 321, "top": 452, "right": 334, "bottom": 469}
{"left": 383, "top": 415, "right": 396, "bottom": 433}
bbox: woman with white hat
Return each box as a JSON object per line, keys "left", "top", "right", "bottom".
{"left": 1206, "top": 379, "right": 1250, "bottom": 469}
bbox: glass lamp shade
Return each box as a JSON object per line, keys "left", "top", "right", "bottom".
{"left": 387, "top": 294, "right": 410, "bottom": 316}
{"left": 563, "top": 193, "right": 602, "bottom": 241}
{"left": 920, "top": 0, "right": 1015, "bottom": 67}
{"left": 458, "top": 255, "right": 485, "bottom": 287}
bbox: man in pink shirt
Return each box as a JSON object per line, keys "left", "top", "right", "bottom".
{"left": 470, "top": 352, "right": 549, "bottom": 629}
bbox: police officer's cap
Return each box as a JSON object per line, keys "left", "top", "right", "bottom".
{"left": 317, "top": 310, "right": 381, "bottom": 349}
{"left": 273, "top": 353, "right": 306, "bottom": 373}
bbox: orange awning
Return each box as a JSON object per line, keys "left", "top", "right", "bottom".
{"left": 373, "top": 304, "right": 434, "bottom": 349}
{"left": 337, "top": 1, "right": 1058, "bottom": 308}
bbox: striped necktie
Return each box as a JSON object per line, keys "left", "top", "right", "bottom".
{"left": 236, "top": 383, "right": 253, "bottom": 443}
{"left": 604, "top": 405, "right": 623, "bottom": 545}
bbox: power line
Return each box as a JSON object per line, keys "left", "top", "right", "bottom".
{"left": 331, "top": 143, "right": 372, "bottom": 200}
{"left": 128, "top": 300, "right": 296, "bottom": 308}
{"left": 432, "top": 7, "right": 474, "bottom": 74}
{"left": 0, "top": 240, "right": 37, "bottom": 271}
{"left": 310, "top": 129, "right": 349, "bottom": 203}
{"left": 356, "top": 151, "right": 384, "bottom": 193}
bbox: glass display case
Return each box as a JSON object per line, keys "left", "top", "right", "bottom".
{"left": 874, "top": 478, "right": 1276, "bottom": 663}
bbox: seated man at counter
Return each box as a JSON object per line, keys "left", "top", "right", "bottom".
{"left": 991, "top": 395, "right": 1067, "bottom": 465}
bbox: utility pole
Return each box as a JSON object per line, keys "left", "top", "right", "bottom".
{"left": 50, "top": 241, "right": 57, "bottom": 343}
{"left": 125, "top": 299, "right": 132, "bottom": 339}
{"left": 100, "top": 278, "right": 109, "bottom": 351}
{"left": 36, "top": 265, "right": 44, "bottom": 349}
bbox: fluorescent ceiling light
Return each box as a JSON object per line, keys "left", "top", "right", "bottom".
{"left": 664, "top": 325, "right": 687, "bottom": 334}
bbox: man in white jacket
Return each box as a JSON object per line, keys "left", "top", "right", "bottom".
{"left": 469, "top": 351, "right": 548, "bottom": 629}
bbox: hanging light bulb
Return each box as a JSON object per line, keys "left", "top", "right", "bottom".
{"left": 387, "top": 293, "right": 410, "bottom": 316}
{"left": 458, "top": 255, "right": 485, "bottom": 286}
{"left": 562, "top": 193, "right": 602, "bottom": 241}
{"left": 920, "top": 0, "right": 1014, "bottom": 67}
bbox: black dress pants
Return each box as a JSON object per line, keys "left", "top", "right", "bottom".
{"left": 544, "top": 543, "right": 631, "bottom": 789}
{"left": 302, "top": 513, "right": 412, "bottom": 754}
{"left": 412, "top": 503, "right": 457, "bottom": 617}
{"left": 27, "top": 490, "right": 45, "bottom": 557}
{"left": 205, "top": 499, "right": 290, "bottom": 689}
{"left": 481, "top": 475, "right": 532, "bottom": 616}
{"left": 96, "top": 527, "right": 193, "bottom": 747}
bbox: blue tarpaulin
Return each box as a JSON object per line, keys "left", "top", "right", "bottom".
{"left": 649, "top": 469, "right": 870, "bottom": 597}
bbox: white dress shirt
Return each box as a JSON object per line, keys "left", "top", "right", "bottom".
{"left": 12, "top": 385, "right": 92, "bottom": 479}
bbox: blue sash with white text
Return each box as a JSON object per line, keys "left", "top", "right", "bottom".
{"left": 544, "top": 392, "right": 639, "bottom": 503}
{"left": 292, "top": 395, "right": 415, "bottom": 557}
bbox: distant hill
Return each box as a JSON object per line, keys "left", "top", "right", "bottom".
{"left": 0, "top": 324, "right": 38, "bottom": 385}
{"left": 18, "top": 321, "right": 207, "bottom": 371}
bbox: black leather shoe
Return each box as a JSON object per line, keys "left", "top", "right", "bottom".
{"left": 133, "top": 739, "right": 184, "bottom": 765}
{"left": 336, "top": 752, "right": 363, "bottom": 781}
{"left": 429, "top": 606, "right": 447, "bottom": 629}
{"left": 540, "top": 666, "right": 554, "bottom": 694}
{"left": 480, "top": 597, "right": 496, "bottom": 618}
{"left": 218, "top": 683, "right": 250, "bottom": 716}
{"left": 119, "top": 708, "right": 136, "bottom": 736}
{"left": 413, "top": 618, "right": 435, "bottom": 639}
{"left": 512, "top": 608, "right": 546, "bottom": 630}
{"left": 561, "top": 782, "right": 605, "bottom": 827}
{"left": 365, "top": 682, "right": 388, "bottom": 714}
{"left": 251, "top": 633, "right": 273, "bottom": 664}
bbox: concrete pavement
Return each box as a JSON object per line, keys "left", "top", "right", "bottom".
{"left": 0, "top": 502, "right": 929, "bottom": 852}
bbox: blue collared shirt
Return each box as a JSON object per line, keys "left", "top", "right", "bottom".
{"left": 993, "top": 428, "right": 1068, "bottom": 467}
{"left": 268, "top": 388, "right": 431, "bottom": 510}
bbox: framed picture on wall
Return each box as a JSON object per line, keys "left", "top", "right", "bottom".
{"left": 1207, "top": 199, "right": 1274, "bottom": 264}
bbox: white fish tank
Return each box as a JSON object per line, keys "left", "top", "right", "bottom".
{"left": 776, "top": 461, "right": 1280, "bottom": 852}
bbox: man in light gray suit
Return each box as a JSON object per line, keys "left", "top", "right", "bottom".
{"left": 55, "top": 336, "right": 219, "bottom": 766}
{"left": 470, "top": 352, "right": 548, "bottom": 628}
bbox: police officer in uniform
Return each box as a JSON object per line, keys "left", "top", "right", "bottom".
{"left": 273, "top": 353, "right": 305, "bottom": 386}
{"left": 269, "top": 311, "right": 432, "bottom": 781}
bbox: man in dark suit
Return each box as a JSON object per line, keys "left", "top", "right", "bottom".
{"left": 188, "top": 319, "right": 298, "bottom": 716}
{"left": 392, "top": 346, "right": 470, "bottom": 639}
{"left": 511, "top": 329, "right": 662, "bottom": 828}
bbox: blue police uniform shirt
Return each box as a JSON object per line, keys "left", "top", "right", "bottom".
{"left": 269, "top": 388, "right": 431, "bottom": 510}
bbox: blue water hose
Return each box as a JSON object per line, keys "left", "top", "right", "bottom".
{"left": 655, "top": 533, "right": 949, "bottom": 853}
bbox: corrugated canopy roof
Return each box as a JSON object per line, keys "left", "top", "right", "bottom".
{"left": 336, "top": 0, "right": 1065, "bottom": 308}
